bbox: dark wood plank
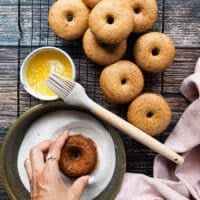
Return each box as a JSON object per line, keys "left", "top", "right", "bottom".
{"left": 0, "top": 48, "right": 18, "bottom": 128}
{"left": 163, "top": 49, "right": 200, "bottom": 92}
{"left": 0, "top": 48, "right": 18, "bottom": 200}
{"left": 0, "top": 47, "right": 18, "bottom": 147}
{"left": 164, "top": 0, "right": 200, "bottom": 47}
{"left": 0, "top": 6, "right": 19, "bottom": 46}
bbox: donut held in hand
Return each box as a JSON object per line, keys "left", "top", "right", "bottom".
{"left": 59, "top": 135, "right": 98, "bottom": 178}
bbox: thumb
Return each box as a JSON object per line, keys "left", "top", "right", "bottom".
{"left": 71, "top": 175, "right": 90, "bottom": 199}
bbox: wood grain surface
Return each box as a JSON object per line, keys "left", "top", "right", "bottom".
{"left": 0, "top": 0, "right": 199, "bottom": 199}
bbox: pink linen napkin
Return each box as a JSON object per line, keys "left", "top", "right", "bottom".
{"left": 116, "top": 58, "right": 200, "bottom": 200}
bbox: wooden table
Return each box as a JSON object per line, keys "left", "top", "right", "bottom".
{"left": 0, "top": 0, "right": 199, "bottom": 199}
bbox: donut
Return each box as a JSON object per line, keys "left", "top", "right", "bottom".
{"left": 89, "top": 0, "right": 134, "bottom": 44}
{"left": 83, "top": 0, "right": 102, "bottom": 8}
{"left": 83, "top": 29, "right": 127, "bottom": 66}
{"left": 48, "top": 0, "right": 90, "bottom": 40}
{"left": 100, "top": 60, "right": 144, "bottom": 104}
{"left": 126, "top": 0, "right": 158, "bottom": 33}
{"left": 133, "top": 32, "right": 176, "bottom": 73}
{"left": 127, "top": 93, "right": 172, "bottom": 136}
{"left": 59, "top": 134, "right": 98, "bottom": 178}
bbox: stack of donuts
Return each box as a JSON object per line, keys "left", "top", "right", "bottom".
{"left": 48, "top": 0, "right": 175, "bottom": 136}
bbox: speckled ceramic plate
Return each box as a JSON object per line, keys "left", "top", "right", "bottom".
{"left": 0, "top": 102, "right": 126, "bottom": 200}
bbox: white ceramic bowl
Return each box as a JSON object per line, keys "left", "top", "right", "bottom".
{"left": 20, "top": 46, "right": 76, "bottom": 101}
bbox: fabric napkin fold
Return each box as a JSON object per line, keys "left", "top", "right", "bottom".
{"left": 116, "top": 58, "right": 200, "bottom": 200}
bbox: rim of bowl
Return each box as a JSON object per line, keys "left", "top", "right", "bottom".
{"left": 20, "top": 46, "right": 76, "bottom": 101}
{"left": 0, "top": 102, "right": 126, "bottom": 200}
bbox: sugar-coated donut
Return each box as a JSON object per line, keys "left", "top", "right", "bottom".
{"left": 100, "top": 60, "right": 144, "bottom": 104}
{"left": 126, "top": 0, "right": 158, "bottom": 33}
{"left": 89, "top": 0, "right": 134, "bottom": 44}
{"left": 133, "top": 32, "right": 176, "bottom": 73}
{"left": 48, "top": 0, "right": 90, "bottom": 40}
{"left": 127, "top": 93, "right": 172, "bottom": 136}
{"left": 83, "top": 29, "right": 127, "bottom": 66}
{"left": 83, "top": 0, "right": 102, "bottom": 8}
{"left": 59, "top": 135, "right": 98, "bottom": 178}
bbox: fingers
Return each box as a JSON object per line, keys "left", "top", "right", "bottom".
{"left": 29, "top": 140, "right": 51, "bottom": 172}
{"left": 71, "top": 175, "right": 90, "bottom": 199}
{"left": 27, "top": 131, "right": 68, "bottom": 175}
{"left": 48, "top": 131, "right": 68, "bottom": 161}
{"left": 24, "top": 158, "right": 32, "bottom": 182}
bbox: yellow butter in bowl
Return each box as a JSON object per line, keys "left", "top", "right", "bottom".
{"left": 20, "top": 47, "right": 76, "bottom": 100}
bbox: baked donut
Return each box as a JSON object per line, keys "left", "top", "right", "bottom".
{"left": 100, "top": 60, "right": 144, "bottom": 104}
{"left": 126, "top": 0, "right": 158, "bottom": 33}
{"left": 83, "top": 29, "right": 127, "bottom": 66}
{"left": 48, "top": 0, "right": 90, "bottom": 40}
{"left": 83, "top": 0, "right": 102, "bottom": 8}
{"left": 127, "top": 93, "right": 172, "bottom": 136}
{"left": 133, "top": 32, "right": 176, "bottom": 73}
{"left": 89, "top": 0, "right": 134, "bottom": 44}
{"left": 59, "top": 135, "right": 98, "bottom": 178}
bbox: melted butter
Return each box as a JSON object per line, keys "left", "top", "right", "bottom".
{"left": 26, "top": 50, "right": 73, "bottom": 97}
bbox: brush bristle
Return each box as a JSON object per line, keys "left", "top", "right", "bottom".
{"left": 46, "top": 73, "right": 75, "bottom": 99}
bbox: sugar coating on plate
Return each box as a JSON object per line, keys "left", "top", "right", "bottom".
{"left": 127, "top": 93, "right": 172, "bottom": 136}
{"left": 59, "top": 134, "right": 98, "bottom": 178}
{"left": 100, "top": 60, "right": 144, "bottom": 104}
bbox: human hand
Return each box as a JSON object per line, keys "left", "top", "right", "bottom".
{"left": 24, "top": 132, "right": 89, "bottom": 200}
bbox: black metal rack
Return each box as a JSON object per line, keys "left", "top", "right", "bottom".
{"left": 16, "top": 0, "right": 170, "bottom": 175}
{"left": 1, "top": 0, "right": 173, "bottom": 182}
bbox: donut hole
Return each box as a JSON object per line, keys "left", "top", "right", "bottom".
{"left": 106, "top": 15, "right": 114, "bottom": 24}
{"left": 152, "top": 48, "right": 160, "bottom": 56}
{"left": 66, "top": 13, "right": 74, "bottom": 22}
{"left": 146, "top": 111, "right": 154, "bottom": 118}
{"left": 134, "top": 7, "right": 141, "bottom": 14}
{"left": 100, "top": 42, "right": 109, "bottom": 48}
{"left": 121, "top": 78, "right": 127, "bottom": 85}
{"left": 69, "top": 147, "right": 82, "bottom": 160}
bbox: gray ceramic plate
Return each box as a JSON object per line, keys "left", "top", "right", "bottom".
{"left": 0, "top": 102, "right": 126, "bottom": 200}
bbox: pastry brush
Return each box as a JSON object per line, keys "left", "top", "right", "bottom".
{"left": 46, "top": 73, "right": 184, "bottom": 165}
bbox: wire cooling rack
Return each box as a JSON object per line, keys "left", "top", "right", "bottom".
{"left": 13, "top": 0, "right": 174, "bottom": 176}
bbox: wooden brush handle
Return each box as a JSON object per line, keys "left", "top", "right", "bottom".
{"left": 91, "top": 104, "right": 184, "bottom": 165}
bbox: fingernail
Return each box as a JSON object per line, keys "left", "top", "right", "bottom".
{"left": 88, "top": 176, "right": 95, "bottom": 185}
{"left": 63, "top": 131, "right": 69, "bottom": 137}
{"left": 24, "top": 157, "right": 30, "bottom": 165}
